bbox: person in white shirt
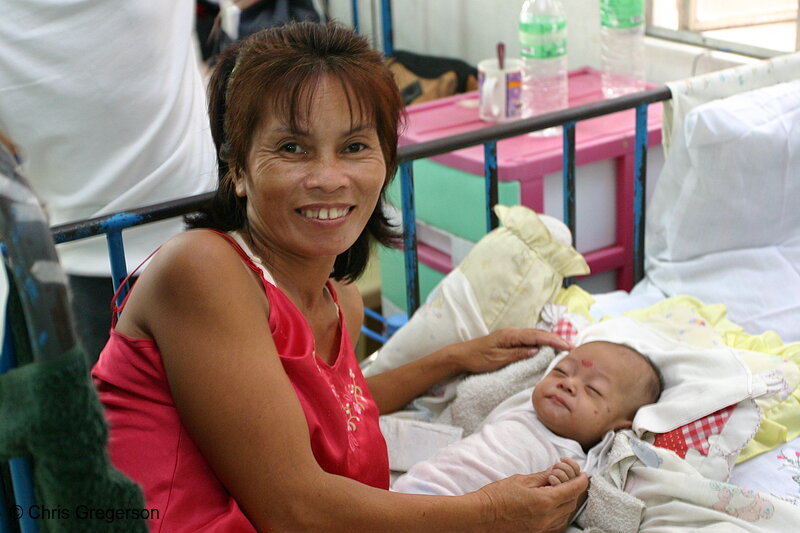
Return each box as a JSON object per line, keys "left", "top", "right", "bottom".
{"left": 0, "top": 0, "right": 217, "bottom": 361}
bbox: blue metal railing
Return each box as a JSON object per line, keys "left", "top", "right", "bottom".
{"left": 49, "top": 86, "right": 671, "bottom": 338}
{"left": 394, "top": 86, "right": 672, "bottom": 315}
{"left": 633, "top": 104, "right": 650, "bottom": 283}
{"left": 49, "top": 87, "right": 670, "bottom": 339}
{"left": 49, "top": 192, "right": 400, "bottom": 341}
{"left": 52, "top": 192, "right": 214, "bottom": 300}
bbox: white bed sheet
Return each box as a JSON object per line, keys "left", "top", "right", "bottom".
{"left": 588, "top": 283, "right": 668, "bottom": 322}
{"left": 644, "top": 79, "right": 800, "bottom": 344}
{"left": 730, "top": 435, "right": 800, "bottom": 507}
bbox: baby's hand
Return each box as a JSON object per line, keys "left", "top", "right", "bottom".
{"left": 547, "top": 458, "right": 582, "bottom": 486}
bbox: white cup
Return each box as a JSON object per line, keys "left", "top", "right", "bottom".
{"left": 478, "top": 58, "right": 523, "bottom": 122}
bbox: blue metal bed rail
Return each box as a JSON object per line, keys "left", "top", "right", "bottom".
{"left": 49, "top": 85, "right": 671, "bottom": 341}
{"left": 395, "top": 86, "right": 672, "bottom": 316}
{"left": 51, "top": 192, "right": 215, "bottom": 307}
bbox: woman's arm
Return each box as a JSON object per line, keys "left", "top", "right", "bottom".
{"left": 333, "top": 280, "right": 572, "bottom": 415}
{"left": 366, "top": 328, "right": 574, "bottom": 415}
{"left": 123, "top": 232, "right": 585, "bottom": 532}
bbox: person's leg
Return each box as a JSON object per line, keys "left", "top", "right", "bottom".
{"left": 67, "top": 275, "right": 115, "bottom": 366}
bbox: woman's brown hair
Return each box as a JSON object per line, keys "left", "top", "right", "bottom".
{"left": 187, "top": 21, "right": 404, "bottom": 282}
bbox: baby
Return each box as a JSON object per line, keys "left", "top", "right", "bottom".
{"left": 393, "top": 340, "right": 664, "bottom": 495}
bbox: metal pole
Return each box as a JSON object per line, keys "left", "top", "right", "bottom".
{"left": 352, "top": 0, "right": 360, "bottom": 33}
{"left": 633, "top": 104, "right": 649, "bottom": 284}
{"left": 484, "top": 141, "right": 499, "bottom": 232}
{"left": 105, "top": 231, "right": 129, "bottom": 308}
{"left": 562, "top": 121, "right": 577, "bottom": 286}
{"left": 399, "top": 162, "right": 420, "bottom": 315}
{"left": 381, "top": 0, "right": 394, "bottom": 56}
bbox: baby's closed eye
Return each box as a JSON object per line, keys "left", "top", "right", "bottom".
{"left": 586, "top": 385, "right": 603, "bottom": 397}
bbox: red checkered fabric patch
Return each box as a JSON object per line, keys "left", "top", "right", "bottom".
{"left": 653, "top": 404, "right": 737, "bottom": 458}
{"left": 552, "top": 318, "right": 580, "bottom": 343}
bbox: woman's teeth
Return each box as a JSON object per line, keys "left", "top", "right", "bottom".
{"left": 300, "top": 207, "right": 350, "bottom": 220}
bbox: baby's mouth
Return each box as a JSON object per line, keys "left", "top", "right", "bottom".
{"left": 548, "top": 394, "right": 570, "bottom": 411}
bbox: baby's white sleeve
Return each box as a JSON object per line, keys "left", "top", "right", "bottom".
{"left": 392, "top": 414, "right": 561, "bottom": 495}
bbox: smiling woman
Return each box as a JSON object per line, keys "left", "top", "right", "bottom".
{"left": 91, "top": 21, "right": 586, "bottom": 533}
{"left": 189, "top": 21, "right": 403, "bottom": 282}
{"left": 230, "top": 76, "right": 387, "bottom": 279}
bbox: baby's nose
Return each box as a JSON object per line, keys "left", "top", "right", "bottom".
{"left": 558, "top": 379, "right": 577, "bottom": 394}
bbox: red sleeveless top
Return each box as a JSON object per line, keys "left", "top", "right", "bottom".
{"left": 92, "top": 230, "right": 389, "bottom": 532}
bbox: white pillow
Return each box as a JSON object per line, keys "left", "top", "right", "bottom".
{"left": 644, "top": 80, "right": 800, "bottom": 342}
{"left": 363, "top": 206, "right": 589, "bottom": 378}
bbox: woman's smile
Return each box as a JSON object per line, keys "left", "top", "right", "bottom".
{"left": 297, "top": 205, "right": 355, "bottom": 221}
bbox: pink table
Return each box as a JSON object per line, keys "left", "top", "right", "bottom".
{"left": 399, "top": 66, "right": 663, "bottom": 290}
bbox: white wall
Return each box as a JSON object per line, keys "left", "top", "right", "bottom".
{"left": 326, "top": 0, "right": 760, "bottom": 84}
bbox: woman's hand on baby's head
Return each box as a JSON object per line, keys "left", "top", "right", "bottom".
{"left": 547, "top": 458, "right": 581, "bottom": 487}
{"left": 450, "top": 328, "right": 574, "bottom": 375}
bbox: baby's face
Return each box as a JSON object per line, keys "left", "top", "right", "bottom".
{"left": 532, "top": 341, "right": 650, "bottom": 449}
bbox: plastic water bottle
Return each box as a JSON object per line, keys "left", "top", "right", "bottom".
{"left": 519, "top": 0, "right": 568, "bottom": 137}
{"left": 600, "top": 0, "right": 646, "bottom": 98}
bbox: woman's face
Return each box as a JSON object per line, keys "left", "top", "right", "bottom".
{"left": 235, "top": 76, "right": 386, "bottom": 263}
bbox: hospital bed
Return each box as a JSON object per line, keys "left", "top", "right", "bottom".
{"left": 1, "top": 51, "right": 799, "bottom": 531}
{"left": 367, "top": 54, "right": 800, "bottom": 532}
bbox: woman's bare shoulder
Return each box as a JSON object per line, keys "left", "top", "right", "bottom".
{"left": 159, "top": 228, "right": 238, "bottom": 260}
{"left": 146, "top": 230, "right": 250, "bottom": 283}
{"left": 119, "top": 229, "right": 265, "bottom": 337}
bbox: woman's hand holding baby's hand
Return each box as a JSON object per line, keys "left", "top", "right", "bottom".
{"left": 475, "top": 469, "right": 588, "bottom": 532}
{"left": 451, "top": 328, "right": 574, "bottom": 375}
{"left": 547, "top": 458, "right": 582, "bottom": 486}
